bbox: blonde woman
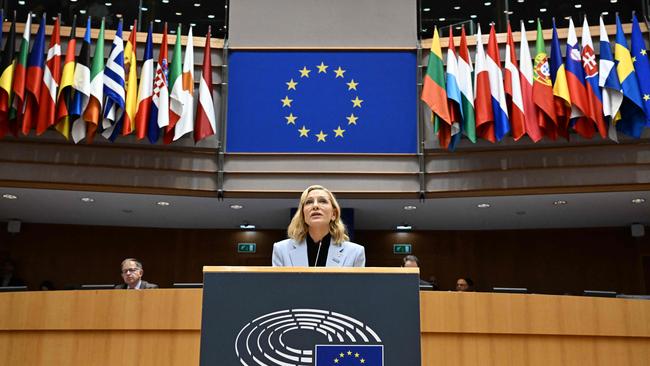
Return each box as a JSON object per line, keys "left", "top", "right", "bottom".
{"left": 272, "top": 185, "right": 365, "bottom": 267}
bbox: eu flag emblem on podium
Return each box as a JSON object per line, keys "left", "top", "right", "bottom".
{"left": 315, "top": 345, "right": 383, "bottom": 365}
{"left": 226, "top": 51, "right": 417, "bottom": 153}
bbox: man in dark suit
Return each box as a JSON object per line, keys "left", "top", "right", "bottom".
{"left": 115, "top": 258, "right": 158, "bottom": 289}
{"left": 403, "top": 255, "right": 434, "bottom": 288}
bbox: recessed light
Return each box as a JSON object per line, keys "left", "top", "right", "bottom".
{"left": 79, "top": 9, "right": 86, "bottom": 14}
{"left": 454, "top": 6, "right": 461, "bottom": 10}
{"left": 438, "top": 17, "right": 446, "bottom": 21}
{"left": 141, "top": 6, "right": 148, "bottom": 11}
{"left": 528, "top": 19, "right": 535, "bottom": 23}
{"left": 240, "top": 223, "right": 256, "bottom": 230}
{"left": 564, "top": 15, "right": 572, "bottom": 20}
{"left": 470, "top": 14, "right": 477, "bottom": 19}
{"left": 208, "top": 14, "right": 215, "bottom": 19}
{"left": 156, "top": 201, "right": 170, "bottom": 206}
{"left": 190, "top": 22, "right": 197, "bottom": 27}
{"left": 162, "top": 0, "right": 169, "bottom": 3}
{"left": 574, "top": 3, "right": 582, "bottom": 8}
{"left": 632, "top": 198, "right": 646, "bottom": 204}
{"left": 602, "top": 11, "right": 609, "bottom": 15}
{"left": 518, "top": 0, "right": 524, "bottom": 2}
{"left": 105, "top": 2, "right": 112, "bottom": 6}
{"left": 540, "top": 8, "right": 547, "bottom": 12}
{"left": 484, "top": 1, "right": 491, "bottom": 5}
{"left": 18, "top": 0, "right": 25, "bottom": 5}
{"left": 396, "top": 224, "right": 412, "bottom": 231}
{"left": 194, "top": 2, "right": 201, "bottom": 6}
{"left": 175, "top": 12, "right": 182, "bottom": 16}
{"left": 553, "top": 200, "right": 567, "bottom": 205}
{"left": 2, "top": 194, "right": 17, "bottom": 200}
{"left": 71, "top": 0, "right": 78, "bottom": 2}
{"left": 230, "top": 204, "right": 244, "bottom": 210}
{"left": 423, "top": 7, "right": 431, "bottom": 11}
{"left": 403, "top": 205, "right": 417, "bottom": 211}
{"left": 154, "top": 19, "right": 161, "bottom": 23}
{"left": 224, "top": 4, "right": 228, "bottom": 8}
{"left": 81, "top": 197, "right": 94, "bottom": 203}
{"left": 477, "top": 203, "right": 491, "bottom": 208}
{"left": 610, "top": 0, "right": 617, "bottom": 3}
{"left": 504, "top": 10, "right": 514, "bottom": 14}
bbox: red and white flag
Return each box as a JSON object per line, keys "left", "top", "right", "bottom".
{"left": 36, "top": 16, "right": 62, "bottom": 135}
{"left": 504, "top": 22, "right": 525, "bottom": 140}
{"left": 195, "top": 27, "right": 216, "bottom": 143}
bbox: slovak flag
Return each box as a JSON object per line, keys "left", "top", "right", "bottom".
{"left": 581, "top": 16, "right": 607, "bottom": 138}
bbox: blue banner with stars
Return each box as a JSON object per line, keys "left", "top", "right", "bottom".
{"left": 315, "top": 345, "right": 383, "bottom": 365}
{"left": 226, "top": 51, "right": 417, "bottom": 153}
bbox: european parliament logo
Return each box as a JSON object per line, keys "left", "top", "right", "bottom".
{"left": 226, "top": 51, "right": 417, "bottom": 153}
{"left": 234, "top": 308, "right": 384, "bottom": 366}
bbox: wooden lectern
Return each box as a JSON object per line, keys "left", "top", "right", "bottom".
{"left": 199, "top": 266, "right": 421, "bottom": 366}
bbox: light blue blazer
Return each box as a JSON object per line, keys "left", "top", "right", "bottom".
{"left": 272, "top": 238, "right": 366, "bottom": 267}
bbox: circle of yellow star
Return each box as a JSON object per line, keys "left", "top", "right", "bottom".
{"left": 346, "top": 113, "right": 358, "bottom": 125}
{"left": 298, "top": 126, "right": 310, "bottom": 137}
{"left": 285, "top": 113, "right": 297, "bottom": 124}
{"left": 316, "top": 130, "right": 328, "bottom": 142}
{"left": 299, "top": 66, "right": 311, "bottom": 78}
{"left": 360, "top": 358, "right": 365, "bottom": 364}
{"left": 281, "top": 96, "right": 293, "bottom": 107}
{"left": 339, "top": 353, "right": 345, "bottom": 358}
{"left": 334, "top": 358, "right": 339, "bottom": 364}
{"left": 351, "top": 96, "right": 364, "bottom": 108}
{"left": 346, "top": 79, "right": 359, "bottom": 90}
{"left": 286, "top": 79, "right": 298, "bottom": 90}
{"left": 347, "top": 351, "right": 352, "bottom": 356}
{"left": 333, "top": 126, "right": 345, "bottom": 137}
{"left": 355, "top": 352, "right": 360, "bottom": 358}
{"left": 334, "top": 66, "right": 346, "bottom": 78}
{"left": 316, "top": 62, "right": 328, "bottom": 73}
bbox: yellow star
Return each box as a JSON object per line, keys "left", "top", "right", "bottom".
{"left": 355, "top": 352, "right": 360, "bottom": 358}
{"left": 316, "top": 62, "right": 328, "bottom": 73}
{"left": 285, "top": 113, "right": 297, "bottom": 124}
{"left": 298, "top": 126, "right": 310, "bottom": 137}
{"left": 346, "top": 113, "right": 358, "bottom": 125}
{"left": 334, "top": 358, "right": 339, "bottom": 364}
{"left": 360, "top": 359, "right": 365, "bottom": 364}
{"left": 339, "top": 353, "right": 345, "bottom": 358}
{"left": 347, "top": 351, "right": 352, "bottom": 356}
{"left": 642, "top": 49, "right": 647, "bottom": 56}
{"left": 286, "top": 79, "right": 298, "bottom": 90}
{"left": 351, "top": 96, "right": 364, "bottom": 108}
{"left": 299, "top": 66, "right": 311, "bottom": 78}
{"left": 633, "top": 56, "right": 637, "bottom": 63}
{"left": 334, "top": 66, "right": 346, "bottom": 78}
{"left": 333, "top": 126, "right": 345, "bottom": 137}
{"left": 644, "top": 94, "right": 650, "bottom": 101}
{"left": 281, "top": 96, "right": 293, "bottom": 107}
{"left": 316, "top": 130, "right": 327, "bottom": 142}
{"left": 346, "top": 79, "right": 359, "bottom": 90}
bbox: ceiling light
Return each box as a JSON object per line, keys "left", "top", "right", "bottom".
{"left": 477, "top": 203, "right": 491, "bottom": 208}
{"left": 176, "top": 12, "right": 182, "bottom": 16}
{"left": 240, "top": 223, "right": 256, "bottom": 230}
{"left": 71, "top": 0, "right": 78, "bottom": 2}
{"left": 602, "top": 11, "right": 609, "bottom": 15}
{"left": 115, "top": 13, "right": 122, "bottom": 18}
{"left": 505, "top": 10, "right": 514, "bottom": 14}
{"left": 518, "top": 0, "right": 524, "bottom": 2}
{"left": 154, "top": 19, "right": 161, "bottom": 23}
{"left": 403, "top": 205, "right": 417, "bottom": 211}
{"left": 484, "top": 1, "right": 491, "bottom": 5}
{"left": 2, "top": 194, "right": 17, "bottom": 200}
{"left": 190, "top": 22, "right": 197, "bottom": 27}
{"left": 80, "top": 197, "right": 95, "bottom": 203}
{"left": 423, "top": 7, "right": 431, "bottom": 12}
{"left": 141, "top": 6, "right": 148, "bottom": 11}
{"left": 540, "top": 8, "right": 547, "bottom": 12}
{"left": 396, "top": 224, "right": 412, "bottom": 231}
{"left": 230, "top": 204, "right": 243, "bottom": 210}
{"left": 18, "top": 0, "right": 25, "bottom": 5}
{"left": 610, "top": 0, "right": 617, "bottom": 2}
{"left": 632, "top": 198, "right": 646, "bottom": 204}
{"left": 553, "top": 200, "right": 567, "bottom": 205}
{"left": 208, "top": 14, "right": 215, "bottom": 19}
{"left": 438, "top": 17, "right": 446, "bottom": 21}
{"left": 528, "top": 19, "right": 535, "bottom": 23}
{"left": 454, "top": 6, "right": 461, "bottom": 10}
{"left": 156, "top": 201, "right": 170, "bottom": 206}
{"left": 470, "top": 14, "right": 477, "bottom": 19}
{"left": 162, "top": 0, "right": 169, "bottom": 3}
{"left": 105, "top": 2, "right": 112, "bottom": 6}
{"left": 194, "top": 2, "right": 201, "bottom": 6}
{"left": 574, "top": 4, "right": 582, "bottom": 8}
{"left": 79, "top": 9, "right": 87, "bottom": 14}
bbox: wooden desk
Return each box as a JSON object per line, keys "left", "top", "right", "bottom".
{"left": 1, "top": 290, "right": 649, "bottom": 365}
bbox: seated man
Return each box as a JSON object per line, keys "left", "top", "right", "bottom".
{"left": 402, "top": 255, "right": 432, "bottom": 287}
{"left": 115, "top": 258, "right": 158, "bottom": 289}
{"left": 455, "top": 277, "right": 474, "bottom": 292}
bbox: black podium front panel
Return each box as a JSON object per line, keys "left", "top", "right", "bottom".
{"left": 200, "top": 268, "right": 421, "bottom": 366}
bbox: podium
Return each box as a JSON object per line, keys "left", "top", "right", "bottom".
{"left": 200, "top": 267, "right": 421, "bottom": 365}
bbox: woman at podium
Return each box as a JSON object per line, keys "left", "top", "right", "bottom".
{"left": 272, "top": 185, "right": 366, "bottom": 267}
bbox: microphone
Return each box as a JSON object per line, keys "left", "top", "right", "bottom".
{"left": 314, "top": 240, "right": 322, "bottom": 266}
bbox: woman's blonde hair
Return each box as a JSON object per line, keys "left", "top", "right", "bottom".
{"left": 287, "top": 185, "right": 349, "bottom": 244}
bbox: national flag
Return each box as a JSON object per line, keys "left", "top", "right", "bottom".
{"left": 581, "top": 16, "right": 607, "bottom": 138}
{"left": 421, "top": 26, "right": 451, "bottom": 130}
{"left": 149, "top": 22, "right": 170, "bottom": 144}
{"left": 474, "top": 24, "right": 495, "bottom": 142}
{"left": 0, "top": 13, "right": 17, "bottom": 138}
{"left": 101, "top": 19, "right": 126, "bottom": 141}
{"left": 135, "top": 22, "right": 154, "bottom": 140}
{"left": 441, "top": 27, "right": 461, "bottom": 150}
{"left": 171, "top": 25, "right": 196, "bottom": 142}
{"left": 83, "top": 17, "right": 105, "bottom": 143}
{"left": 519, "top": 20, "right": 543, "bottom": 142}
{"left": 314, "top": 345, "right": 383, "bottom": 365}
{"left": 486, "top": 24, "right": 509, "bottom": 141}
{"left": 457, "top": 26, "right": 476, "bottom": 143}
{"left": 121, "top": 20, "right": 138, "bottom": 136}
{"left": 54, "top": 15, "right": 76, "bottom": 140}
{"left": 598, "top": 15, "right": 623, "bottom": 141}
{"left": 194, "top": 26, "right": 216, "bottom": 143}
{"left": 164, "top": 24, "right": 185, "bottom": 143}
{"left": 21, "top": 14, "right": 46, "bottom": 135}
{"left": 564, "top": 18, "right": 595, "bottom": 139}
{"left": 532, "top": 19, "right": 558, "bottom": 140}
{"left": 504, "top": 22, "right": 525, "bottom": 140}
{"left": 35, "top": 15, "right": 62, "bottom": 135}
{"left": 10, "top": 12, "right": 32, "bottom": 126}
{"left": 548, "top": 19, "right": 571, "bottom": 140}
{"left": 70, "top": 16, "right": 92, "bottom": 143}
{"left": 631, "top": 13, "right": 650, "bottom": 125}
{"left": 614, "top": 14, "right": 645, "bottom": 138}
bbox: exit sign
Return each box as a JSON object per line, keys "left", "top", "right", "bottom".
{"left": 237, "top": 243, "right": 257, "bottom": 253}
{"left": 393, "top": 244, "right": 412, "bottom": 254}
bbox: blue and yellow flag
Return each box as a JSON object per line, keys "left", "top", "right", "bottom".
{"left": 630, "top": 13, "right": 650, "bottom": 126}
{"left": 315, "top": 345, "right": 383, "bottom": 365}
{"left": 226, "top": 52, "right": 417, "bottom": 153}
{"left": 614, "top": 14, "right": 646, "bottom": 138}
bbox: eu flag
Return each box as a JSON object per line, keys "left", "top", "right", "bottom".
{"left": 226, "top": 51, "right": 417, "bottom": 153}
{"left": 315, "top": 345, "right": 383, "bottom": 366}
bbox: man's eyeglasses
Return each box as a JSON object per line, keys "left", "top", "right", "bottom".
{"left": 121, "top": 268, "right": 140, "bottom": 274}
